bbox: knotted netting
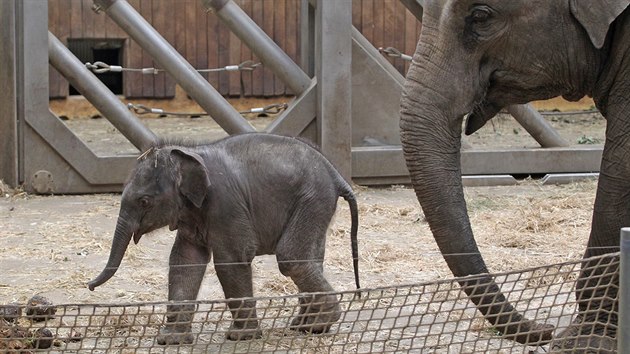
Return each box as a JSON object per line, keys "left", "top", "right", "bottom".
{"left": 0, "top": 253, "right": 619, "bottom": 353}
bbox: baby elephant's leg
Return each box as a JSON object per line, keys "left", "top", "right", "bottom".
{"left": 277, "top": 207, "right": 341, "bottom": 333}
{"left": 158, "top": 234, "right": 209, "bottom": 345}
{"left": 214, "top": 258, "right": 261, "bottom": 340}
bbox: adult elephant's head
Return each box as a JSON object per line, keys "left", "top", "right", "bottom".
{"left": 88, "top": 147, "right": 211, "bottom": 291}
{"left": 399, "top": 0, "right": 630, "bottom": 345}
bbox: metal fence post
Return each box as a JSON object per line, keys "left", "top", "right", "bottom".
{"left": 315, "top": 0, "right": 352, "bottom": 181}
{"left": 620, "top": 228, "right": 630, "bottom": 352}
{"left": 0, "top": 0, "right": 19, "bottom": 186}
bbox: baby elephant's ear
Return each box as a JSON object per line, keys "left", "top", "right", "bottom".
{"left": 570, "top": 0, "right": 630, "bottom": 48}
{"left": 171, "top": 149, "right": 210, "bottom": 208}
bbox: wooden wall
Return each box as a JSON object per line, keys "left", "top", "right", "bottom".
{"left": 48, "top": 0, "right": 421, "bottom": 99}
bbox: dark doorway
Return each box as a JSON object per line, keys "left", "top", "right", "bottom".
{"left": 68, "top": 39, "right": 124, "bottom": 95}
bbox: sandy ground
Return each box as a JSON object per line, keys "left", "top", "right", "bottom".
{"left": 0, "top": 179, "right": 596, "bottom": 306}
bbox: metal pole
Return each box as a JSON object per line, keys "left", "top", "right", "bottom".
{"left": 202, "top": 0, "right": 312, "bottom": 95}
{"left": 0, "top": 0, "right": 19, "bottom": 186}
{"left": 316, "top": 0, "right": 352, "bottom": 180}
{"left": 48, "top": 32, "right": 157, "bottom": 151}
{"left": 620, "top": 228, "right": 630, "bottom": 352}
{"left": 507, "top": 104, "right": 570, "bottom": 148}
{"left": 93, "top": 0, "right": 254, "bottom": 135}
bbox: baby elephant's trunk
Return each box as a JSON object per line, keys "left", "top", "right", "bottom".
{"left": 88, "top": 218, "right": 133, "bottom": 291}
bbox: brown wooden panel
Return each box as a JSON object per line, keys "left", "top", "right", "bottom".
{"left": 48, "top": 0, "right": 64, "bottom": 98}
{"left": 404, "top": 7, "right": 419, "bottom": 75}
{"left": 124, "top": 0, "right": 143, "bottom": 97}
{"left": 361, "top": 0, "right": 374, "bottom": 43}
{"left": 240, "top": 0, "right": 253, "bottom": 97}
{"left": 251, "top": 0, "right": 264, "bottom": 96}
{"left": 184, "top": 0, "right": 196, "bottom": 67}
{"left": 228, "top": 30, "right": 242, "bottom": 96}
{"left": 372, "top": 0, "right": 384, "bottom": 50}
{"left": 285, "top": 0, "right": 299, "bottom": 95}
{"left": 167, "top": 0, "right": 184, "bottom": 97}
{"left": 69, "top": 0, "right": 83, "bottom": 38}
{"left": 151, "top": 0, "right": 165, "bottom": 97}
{"left": 81, "top": 0, "right": 95, "bottom": 38}
{"left": 139, "top": 0, "right": 154, "bottom": 97}
{"left": 217, "top": 18, "right": 230, "bottom": 95}
{"left": 262, "top": 0, "right": 275, "bottom": 97}
{"left": 272, "top": 0, "right": 286, "bottom": 95}
{"left": 352, "top": 0, "right": 362, "bottom": 30}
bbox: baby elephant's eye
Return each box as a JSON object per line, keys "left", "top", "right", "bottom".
{"left": 139, "top": 197, "right": 151, "bottom": 208}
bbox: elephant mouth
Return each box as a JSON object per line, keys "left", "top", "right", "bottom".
{"left": 465, "top": 101, "right": 503, "bottom": 135}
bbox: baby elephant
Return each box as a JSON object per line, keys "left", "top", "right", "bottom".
{"left": 88, "top": 133, "right": 360, "bottom": 344}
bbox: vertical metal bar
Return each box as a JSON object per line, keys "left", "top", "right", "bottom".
{"left": 316, "top": 0, "right": 352, "bottom": 180}
{"left": 202, "top": 0, "right": 312, "bottom": 95}
{"left": 300, "top": 0, "right": 315, "bottom": 77}
{"left": 48, "top": 32, "right": 157, "bottom": 151}
{"left": 93, "top": 0, "right": 254, "bottom": 135}
{"left": 0, "top": 0, "right": 19, "bottom": 186}
{"left": 507, "top": 104, "right": 570, "bottom": 148}
{"left": 620, "top": 228, "right": 630, "bottom": 353}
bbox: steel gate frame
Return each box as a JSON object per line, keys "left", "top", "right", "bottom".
{"left": 0, "top": 0, "right": 603, "bottom": 194}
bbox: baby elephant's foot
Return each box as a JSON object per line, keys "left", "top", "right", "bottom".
{"left": 156, "top": 326, "right": 194, "bottom": 345}
{"left": 226, "top": 318, "right": 261, "bottom": 341}
{"left": 290, "top": 295, "right": 341, "bottom": 334}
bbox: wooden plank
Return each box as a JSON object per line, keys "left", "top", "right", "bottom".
{"left": 262, "top": 0, "right": 275, "bottom": 97}
{"left": 383, "top": 0, "right": 396, "bottom": 69}
{"left": 92, "top": 0, "right": 107, "bottom": 38}
{"left": 373, "top": 0, "right": 384, "bottom": 50}
{"left": 352, "top": 0, "right": 362, "bottom": 30}
{"left": 204, "top": 1, "right": 219, "bottom": 89}
{"left": 151, "top": 0, "right": 165, "bottom": 97}
{"left": 251, "top": 0, "right": 264, "bottom": 96}
{"left": 82, "top": 0, "right": 95, "bottom": 38}
{"left": 184, "top": 0, "right": 196, "bottom": 66}
{"left": 217, "top": 17, "right": 230, "bottom": 95}
{"left": 48, "top": 0, "right": 62, "bottom": 98}
{"left": 169, "top": 0, "right": 185, "bottom": 97}
{"left": 404, "top": 6, "right": 418, "bottom": 75}
{"left": 240, "top": 0, "right": 253, "bottom": 97}
{"left": 69, "top": 0, "right": 83, "bottom": 38}
{"left": 284, "top": 0, "right": 299, "bottom": 95}
{"left": 228, "top": 25, "right": 242, "bottom": 96}
{"left": 125, "top": 0, "right": 143, "bottom": 97}
{"left": 273, "top": 0, "right": 286, "bottom": 95}
{"left": 140, "top": 0, "right": 154, "bottom": 97}
{"left": 361, "top": 0, "right": 374, "bottom": 43}
{"left": 393, "top": 0, "right": 406, "bottom": 74}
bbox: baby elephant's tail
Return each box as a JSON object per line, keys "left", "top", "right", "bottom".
{"left": 340, "top": 187, "right": 360, "bottom": 294}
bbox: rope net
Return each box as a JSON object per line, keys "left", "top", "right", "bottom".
{"left": 0, "top": 253, "right": 619, "bottom": 353}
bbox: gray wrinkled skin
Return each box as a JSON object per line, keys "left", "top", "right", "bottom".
{"left": 88, "top": 133, "right": 360, "bottom": 344}
{"left": 399, "top": 0, "right": 630, "bottom": 351}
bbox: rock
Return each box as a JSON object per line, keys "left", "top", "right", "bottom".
{"left": 0, "top": 304, "right": 22, "bottom": 323}
{"left": 25, "top": 295, "right": 56, "bottom": 322}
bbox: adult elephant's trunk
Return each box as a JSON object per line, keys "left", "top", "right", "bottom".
{"left": 400, "top": 64, "right": 553, "bottom": 345}
{"left": 88, "top": 216, "right": 134, "bottom": 291}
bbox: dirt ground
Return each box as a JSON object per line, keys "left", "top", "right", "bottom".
{"left": 0, "top": 179, "right": 596, "bottom": 306}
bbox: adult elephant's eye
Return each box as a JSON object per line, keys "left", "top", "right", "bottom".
{"left": 470, "top": 6, "right": 491, "bottom": 22}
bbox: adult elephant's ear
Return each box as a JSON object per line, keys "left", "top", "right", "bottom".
{"left": 570, "top": 0, "right": 630, "bottom": 48}
{"left": 171, "top": 149, "right": 210, "bottom": 208}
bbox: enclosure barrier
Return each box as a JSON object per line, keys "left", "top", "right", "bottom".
{"left": 0, "top": 253, "right": 622, "bottom": 353}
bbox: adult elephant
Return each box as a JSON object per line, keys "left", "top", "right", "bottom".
{"left": 399, "top": 0, "right": 629, "bottom": 351}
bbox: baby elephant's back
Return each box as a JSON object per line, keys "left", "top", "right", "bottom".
{"left": 222, "top": 133, "right": 342, "bottom": 202}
